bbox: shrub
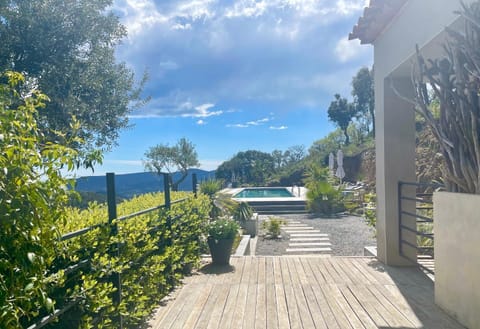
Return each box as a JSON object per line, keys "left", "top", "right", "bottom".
{"left": 0, "top": 72, "right": 83, "bottom": 328}
{"left": 232, "top": 202, "right": 254, "bottom": 222}
{"left": 363, "top": 193, "right": 377, "bottom": 230}
{"left": 207, "top": 218, "right": 240, "bottom": 240}
{"left": 304, "top": 164, "right": 345, "bottom": 215}
{"left": 199, "top": 179, "right": 224, "bottom": 197}
{"left": 262, "top": 217, "right": 285, "bottom": 239}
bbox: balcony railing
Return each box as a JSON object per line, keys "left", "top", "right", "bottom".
{"left": 398, "top": 181, "right": 443, "bottom": 275}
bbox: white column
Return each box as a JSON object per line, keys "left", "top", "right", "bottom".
{"left": 375, "top": 75, "right": 417, "bottom": 266}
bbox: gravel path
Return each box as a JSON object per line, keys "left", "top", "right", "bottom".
{"left": 255, "top": 213, "right": 376, "bottom": 256}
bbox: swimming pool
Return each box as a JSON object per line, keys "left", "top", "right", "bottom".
{"left": 233, "top": 187, "right": 294, "bottom": 198}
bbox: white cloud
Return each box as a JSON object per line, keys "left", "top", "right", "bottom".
{"left": 129, "top": 99, "right": 223, "bottom": 118}
{"left": 115, "top": 0, "right": 168, "bottom": 37}
{"left": 334, "top": 37, "right": 368, "bottom": 63}
{"left": 158, "top": 60, "right": 180, "bottom": 70}
{"left": 196, "top": 119, "right": 207, "bottom": 125}
{"left": 187, "top": 103, "right": 223, "bottom": 118}
{"left": 227, "top": 117, "right": 271, "bottom": 128}
{"left": 246, "top": 117, "right": 270, "bottom": 125}
{"left": 171, "top": 23, "right": 192, "bottom": 30}
{"left": 270, "top": 125, "right": 288, "bottom": 130}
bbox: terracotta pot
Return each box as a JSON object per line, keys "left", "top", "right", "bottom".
{"left": 207, "top": 237, "right": 234, "bottom": 265}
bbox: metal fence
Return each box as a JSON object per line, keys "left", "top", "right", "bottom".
{"left": 27, "top": 172, "right": 198, "bottom": 329}
{"left": 398, "top": 181, "right": 443, "bottom": 275}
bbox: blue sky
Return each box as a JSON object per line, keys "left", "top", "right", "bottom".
{"left": 77, "top": 0, "right": 372, "bottom": 176}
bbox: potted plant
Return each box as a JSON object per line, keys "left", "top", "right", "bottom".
{"left": 207, "top": 218, "right": 239, "bottom": 265}
{"left": 233, "top": 202, "right": 258, "bottom": 237}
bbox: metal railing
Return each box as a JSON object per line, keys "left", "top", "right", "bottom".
{"left": 26, "top": 172, "right": 198, "bottom": 329}
{"left": 398, "top": 181, "right": 443, "bottom": 275}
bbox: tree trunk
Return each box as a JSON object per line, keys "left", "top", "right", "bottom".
{"left": 343, "top": 129, "right": 350, "bottom": 145}
{"left": 172, "top": 171, "right": 188, "bottom": 191}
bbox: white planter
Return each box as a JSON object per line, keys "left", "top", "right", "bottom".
{"left": 241, "top": 213, "right": 258, "bottom": 237}
{"left": 434, "top": 192, "right": 480, "bottom": 329}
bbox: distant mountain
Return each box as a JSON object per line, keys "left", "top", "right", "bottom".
{"left": 74, "top": 169, "right": 216, "bottom": 199}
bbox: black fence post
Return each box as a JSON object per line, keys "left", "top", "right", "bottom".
{"left": 192, "top": 173, "right": 198, "bottom": 198}
{"left": 163, "top": 173, "right": 172, "bottom": 246}
{"left": 106, "top": 173, "right": 123, "bottom": 329}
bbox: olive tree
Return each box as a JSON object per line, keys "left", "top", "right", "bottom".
{"left": 0, "top": 0, "right": 146, "bottom": 154}
{"left": 144, "top": 138, "right": 200, "bottom": 191}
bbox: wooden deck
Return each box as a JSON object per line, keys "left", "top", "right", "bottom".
{"left": 148, "top": 256, "right": 462, "bottom": 329}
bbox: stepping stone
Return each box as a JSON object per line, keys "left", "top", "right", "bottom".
{"left": 284, "top": 229, "right": 321, "bottom": 234}
{"left": 289, "top": 242, "right": 332, "bottom": 247}
{"left": 290, "top": 233, "right": 329, "bottom": 237}
{"left": 286, "top": 248, "right": 332, "bottom": 252}
{"left": 290, "top": 237, "right": 330, "bottom": 242}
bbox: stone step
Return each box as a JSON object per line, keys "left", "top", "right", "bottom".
{"left": 290, "top": 237, "right": 330, "bottom": 242}
{"left": 284, "top": 230, "right": 321, "bottom": 234}
{"left": 286, "top": 247, "right": 332, "bottom": 252}
{"left": 290, "top": 233, "right": 329, "bottom": 237}
{"left": 289, "top": 242, "right": 332, "bottom": 247}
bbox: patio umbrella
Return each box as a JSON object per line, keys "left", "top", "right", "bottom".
{"left": 335, "top": 150, "right": 345, "bottom": 181}
{"left": 328, "top": 152, "right": 335, "bottom": 175}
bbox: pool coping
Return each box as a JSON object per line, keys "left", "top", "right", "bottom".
{"left": 220, "top": 186, "right": 308, "bottom": 202}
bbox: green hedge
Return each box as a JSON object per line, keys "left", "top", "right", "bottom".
{"left": 46, "top": 192, "right": 211, "bottom": 328}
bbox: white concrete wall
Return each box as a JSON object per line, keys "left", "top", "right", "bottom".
{"left": 434, "top": 192, "right": 480, "bottom": 329}
{"left": 372, "top": 0, "right": 472, "bottom": 265}
{"left": 374, "top": 0, "right": 472, "bottom": 78}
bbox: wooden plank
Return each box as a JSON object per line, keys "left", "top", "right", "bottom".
{"left": 327, "top": 284, "right": 364, "bottom": 329}
{"left": 338, "top": 285, "right": 377, "bottom": 329}
{"left": 285, "top": 257, "right": 300, "bottom": 285}
{"left": 305, "top": 258, "right": 328, "bottom": 285}
{"left": 273, "top": 257, "right": 283, "bottom": 285}
{"left": 206, "top": 284, "right": 230, "bottom": 329}
{"left": 338, "top": 258, "right": 374, "bottom": 285}
{"left": 310, "top": 283, "right": 341, "bottom": 329}
{"left": 299, "top": 258, "right": 317, "bottom": 284}
{"left": 243, "top": 267, "right": 258, "bottom": 329}
{"left": 265, "top": 257, "right": 274, "bottom": 285}
{"left": 326, "top": 258, "right": 353, "bottom": 284}
{"left": 366, "top": 284, "right": 416, "bottom": 328}
{"left": 170, "top": 285, "right": 206, "bottom": 329}
{"left": 249, "top": 257, "right": 259, "bottom": 284}
{"left": 154, "top": 283, "right": 199, "bottom": 329}
{"left": 302, "top": 284, "right": 328, "bottom": 329}
{"left": 347, "top": 259, "right": 380, "bottom": 285}
{"left": 218, "top": 284, "right": 241, "bottom": 329}
{"left": 275, "top": 284, "right": 291, "bottom": 329}
{"left": 230, "top": 283, "right": 248, "bottom": 329}
{"left": 255, "top": 283, "right": 267, "bottom": 329}
{"left": 265, "top": 283, "right": 278, "bottom": 329}
{"left": 292, "top": 283, "right": 316, "bottom": 329}
{"left": 292, "top": 257, "right": 309, "bottom": 285}
{"left": 258, "top": 257, "right": 266, "bottom": 284}
{"left": 319, "top": 284, "right": 353, "bottom": 329}
{"left": 283, "top": 282, "right": 303, "bottom": 329}
{"left": 241, "top": 256, "right": 252, "bottom": 284}
{"left": 191, "top": 283, "right": 222, "bottom": 329}
{"left": 179, "top": 284, "right": 215, "bottom": 329}
{"left": 317, "top": 258, "right": 337, "bottom": 284}
{"left": 357, "top": 258, "right": 395, "bottom": 285}
{"left": 231, "top": 257, "right": 245, "bottom": 284}
{"left": 345, "top": 284, "right": 391, "bottom": 328}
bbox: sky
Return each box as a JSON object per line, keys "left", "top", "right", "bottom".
{"left": 76, "top": 0, "right": 373, "bottom": 177}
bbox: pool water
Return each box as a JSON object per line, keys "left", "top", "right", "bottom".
{"left": 233, "top": 188, "right": 294, "bottom": 198}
